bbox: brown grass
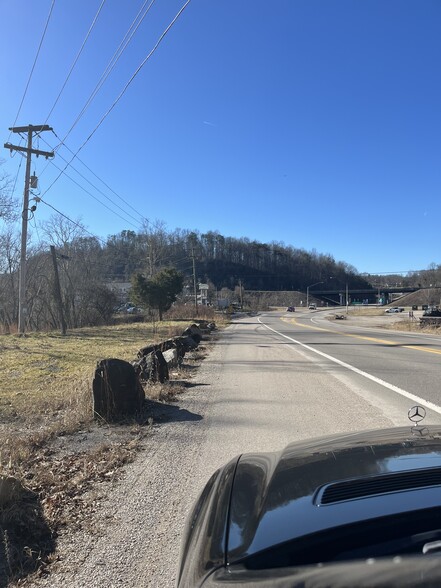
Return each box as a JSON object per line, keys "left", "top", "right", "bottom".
{"left": 0, "top": 316, "right": 224, "bottom": 584}
{"left": 1, "top": 321, "right": 189, "bottom": 418}
{"left": 346, "top": 306, "right": 388, "bottom": 317}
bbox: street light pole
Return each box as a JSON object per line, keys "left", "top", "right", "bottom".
{"left": 306, "top": 281, "right": 323, "bottom": 308}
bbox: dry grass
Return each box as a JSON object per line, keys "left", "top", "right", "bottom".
{"left": 345, "top": 306, "right": 388, "bottom": 317}
{"left": 0, "top": 321, "right": 189, "bottom": 417}
{"left": 0, "top": 317, "right": 223, "bottom": 584}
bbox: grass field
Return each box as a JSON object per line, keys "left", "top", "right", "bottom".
{"left": 0, "top": 321, "right": 192, "bottom": 420}
{"left": 0, "top": 317, "right": 225, "bottom": 582}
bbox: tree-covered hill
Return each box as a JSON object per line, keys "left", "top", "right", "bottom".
{"left": 101, "top": 227, "right": 371, "bottom": 293}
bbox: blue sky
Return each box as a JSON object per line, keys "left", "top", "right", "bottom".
{"left": 1, "top": 0, "right": 440, "bottom": 275}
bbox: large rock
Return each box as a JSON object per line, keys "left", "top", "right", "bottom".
{"left": 137, "top": 344, "right": 157, "bottom": 358}
{"left": 133, "top": 350, "right": 169, "bottom": 383}
{"left": 137, "top": 338, "right": 177, "bottom": 359}
{"left": 182, "top": 324, "right": 203, "bottom": 343}
{"left": 0, "top": 476, "right": 55, "bottom": 580}
{"left": 163, "top": 348, "right": 179, "bottom": 369}
{"left": 174, "top": 335, "right": 199, "bottom": 352}
{"left": 0, "top": 475, "right": 24, "bottom": 507}
{"left": 93, "top": 358, "right": 145, "bottom": 421}
{"left": 195, "top": 320, "right": 216, "bottom": 333}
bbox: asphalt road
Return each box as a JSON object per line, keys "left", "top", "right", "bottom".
{"left": 269, "top": 308, "right": 441, "bottom": 418}
{"left": 33, "top": 311, "right": 441, "bottom": 588}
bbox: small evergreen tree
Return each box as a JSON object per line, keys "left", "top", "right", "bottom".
{"left": 131, "top": 268, "right": 184, "bottom": 320}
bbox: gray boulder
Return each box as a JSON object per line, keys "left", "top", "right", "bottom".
{"left": 163, "top": 348, "right": 179, "bottom": 369}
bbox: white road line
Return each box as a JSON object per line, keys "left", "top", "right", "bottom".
{"left": 258, "top": 316, "right": 441, "bottom": 416}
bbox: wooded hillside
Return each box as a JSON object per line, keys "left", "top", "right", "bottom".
{"left": 2, "top": 215, "right": 440, "bottom": 331}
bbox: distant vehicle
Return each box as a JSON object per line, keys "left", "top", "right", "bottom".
{"left": 309, "top": 303, "right": 317, "bottom": 310}
{"left": 385, "top": 307, "right": 404, "bottom": 313}
{"left": 286, "top": 306, "right": 295, "bottom": 312}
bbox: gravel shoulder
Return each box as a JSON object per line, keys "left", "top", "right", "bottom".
{"left": 27, "top": 338, "right": 227, "bottom": 588}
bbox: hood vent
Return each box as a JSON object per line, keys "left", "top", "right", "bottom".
{"left": 319, "top": 468, "right": 441, "bottom": 505}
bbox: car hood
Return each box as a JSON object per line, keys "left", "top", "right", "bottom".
{"left": 227, "top": 425, "right": 441, "bottom": 562}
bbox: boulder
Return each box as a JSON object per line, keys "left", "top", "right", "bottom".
{"left": 195, "top": 320, "right": 216, "bottom": 333}
{"left": 137, "top": 344, "right": 157, "bottom": 358}
{"left": 137, "top": 338, "right": 177, "bottom": 359}
{"left": 0, "top": 475, "right": 24, "bottom": 507}
{"left": 163, "top": 348, "right": 179, "bottom": 369}
{"left": 174, "top": 335, "right": 199, "bottom": 352}
{"left": 93, "top": 358, "right": 144, "bottom": 421}
{"left": 182, "top": 324, "right": 203, "bottom": 343}
{"left": 134, "top": 350, "right": 169, "bottom": 383}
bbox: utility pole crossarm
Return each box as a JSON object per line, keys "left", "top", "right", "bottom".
{"left": 4, "top": 142, "right": 54, "bottom": 158}
{"left": 9, "top": 125, "right": 52, "bottom": 133}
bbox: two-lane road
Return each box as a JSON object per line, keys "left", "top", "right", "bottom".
{"left": 260, "top": 309, "right": 441, "bottom": 417}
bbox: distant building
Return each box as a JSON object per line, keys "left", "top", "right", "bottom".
{"left": 198, "top": 283, "right": 209, "bottom": 305}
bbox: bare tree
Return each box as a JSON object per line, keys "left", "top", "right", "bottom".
{"left": 0, "top": 159, "right": 19, "bottom": 223}
{"left": 0, "top": 227, "right": 21, "bottom": 328}
{"left": 39, "top": 213, "right": 88, "bottom": 248}
{"left": 140, "top": 220, "right": 168, "bottom": 277}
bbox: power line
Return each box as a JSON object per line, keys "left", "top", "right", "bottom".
{"left": 10, "top": 151, "right": 25, "bottom": 198}
{"left": 41, "top": 0, "right": 192, "bottom": 199}
{"left": 51, "top": 131, "right": 149, "bottom": 222}
{"left": 42, "top": 156, "right": 143, "bottom": 229}
{"left": 34, "top": 131, "right": 153, "bottom": 227}
{"left": 43, "top": 0, "right": 108, "bottom": 125}
{"left": 9, "top": 0, "right": 56, "bottom": 134}
{"left": 37, "top": 196, "right": 108, "bottom": 246}
{"left": 31, "top": 133, "right": 147, "bottom": 228}
{"left": 54, "top": 0, "right": 157, "bottom": 148}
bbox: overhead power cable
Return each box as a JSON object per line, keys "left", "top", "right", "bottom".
{"left": 10, "top": 151, "right": 25, "bottom": 198}
{"left": 51, "top": 130, "right": 148, "bottom": 222}
{"left": 9, "top": 0, "right": 56, "bottom": 135}
{"left": 55, "top": 0, "right": 157, "bottom": 148}
{"left": 37, "top": 197, "right": 108, "bottom": 246}
{"left": 43, "top": 156, "right": 143, "bottom": 229}
{"left": 43, "top": 0, "right": 108, "bottom": 124}
{"left": 36, "top": 131, "right": 156, "bottom": 232}
{"left": 36, "top": 133, "right": 150, "bottom": 230}
{"left": 41, "top": 0, "right": 192, "bottom": 199}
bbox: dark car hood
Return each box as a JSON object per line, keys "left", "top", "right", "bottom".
{"left": 227, "top": 425, "right": 441, "bottom": 562}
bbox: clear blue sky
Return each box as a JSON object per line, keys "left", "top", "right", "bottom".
{"left": 1, "top": 0, "right": 440, "bottom": 275}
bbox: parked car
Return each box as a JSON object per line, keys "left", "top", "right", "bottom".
{"left": 177, "top": 407, "right": 441, "bottom": 587}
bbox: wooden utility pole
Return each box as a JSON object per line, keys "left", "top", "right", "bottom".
{"left": 191, "top": 245, "right": 198, "bottom": 317}
{"left": 238, "top": 279, "right": 244, "bottom": 308}
{"left": 4, "top": 125, "right": 54, "bottom": 334}
{"left": 50, "top": 246, "right": 67, "bottom": 335}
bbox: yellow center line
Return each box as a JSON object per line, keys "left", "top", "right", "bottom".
{"left": 282, "top": 317, "right": 441, "bottom": 356}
